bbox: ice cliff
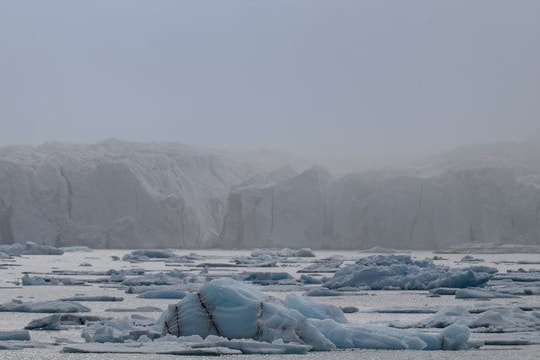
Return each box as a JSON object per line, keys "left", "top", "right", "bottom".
{"left": 0, "top": 140, "right": 301, "bottom": 248}
{"left": 221, "top": 139, "right": 540, "bottom": 249}
{"left": 1, "top": 139, "right": 540, "bottom": 249}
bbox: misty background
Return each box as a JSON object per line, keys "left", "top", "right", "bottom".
{"left": 1, "top": 0, "right": 539, "bottom": 172}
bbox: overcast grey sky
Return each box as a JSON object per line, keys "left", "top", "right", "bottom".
{"left": 0, "top": 0, "right": 539, "bottom": 168}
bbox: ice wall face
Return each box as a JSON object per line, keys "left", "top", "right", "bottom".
{"left": 1, "top": 139, "right": 540, "bottom": 249}
{"left": 327, "top": 161, "right": 540, "bottom": 250}
{"left": 222, "top": 141, "right": 540, "bottom": 249}
{"left": 0, "top": 140, "right": 297, "bottom": 248}
{"left": 220, "top": 167, "right": 331, "bottom": 249}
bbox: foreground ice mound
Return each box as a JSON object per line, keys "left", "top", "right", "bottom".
{"left": 157, "top": 278, "right": 335, "bottom": 351}
{"left": 324, "top": 255, "right": 494, "bottom": 290}
{"left": 156, "top": 278, "right": 471, "bottom": 351}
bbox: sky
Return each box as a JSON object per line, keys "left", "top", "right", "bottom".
{"left": 0, "top": 0, "right": 539, "bottom": 170}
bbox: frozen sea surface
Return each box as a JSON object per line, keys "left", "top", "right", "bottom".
{"left": 1, "top": 249, "right": 540, "bottom": 359}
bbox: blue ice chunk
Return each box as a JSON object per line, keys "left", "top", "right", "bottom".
{"left": 0, "top": 300, "right": 90, "bottom": 313}
{"left": 0, "top": 330, "right": 31, "bottom": 341}
{"left": 137, "top": 289, "right": 186, "bottom": 299}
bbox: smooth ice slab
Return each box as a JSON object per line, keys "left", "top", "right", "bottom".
{"left": 0, "top": 300, "right": 90, "bottom": 313}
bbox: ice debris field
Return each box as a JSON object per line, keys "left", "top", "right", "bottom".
{"left": 1, "top": 242, "right": 540, "bottom": 357}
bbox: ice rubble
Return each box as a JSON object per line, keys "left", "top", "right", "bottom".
{"left": 324, "top": 255, "right": 495, "bottom": 290}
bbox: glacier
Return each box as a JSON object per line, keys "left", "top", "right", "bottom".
{"left": 1, "top": 139, "right": 540, "bottom": 249}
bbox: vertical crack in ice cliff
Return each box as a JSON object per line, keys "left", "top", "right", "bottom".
{"left": 409, "top": 181, "right": 424, "bottom": 247}
{"left": 59, "top": 166, "right": 73, "bottom": 220}
{"left": 270, "top": 187, "right": 275, "bottom": 234}
{"left": 0, "top": 204, "right": 14, "bottom": 245}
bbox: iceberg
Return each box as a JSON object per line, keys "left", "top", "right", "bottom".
{"left": 0, "top": 242, "right": 63, "bottom": 256}
{"left": 122, "top": 249, "right": 177, "bottom": 262}
{"left": 137, "top": 289, "right": 187, "bottom": 299}
{"left": 0, "top": 300, "right": 90, "bottom": 313}
{"left": 25, "top": 314, "right": 105, "bottom": 330}
{"left": 401, "top": 305, "right": 540, "bottom": 333}
{"left": 155, "top": 278, "right": 471, "bottom": 351}
{"left": 250, "top": 248, "right": 316, "bottom": 258}
{"left": 0, "top": 331, "right": 30, "bottom": 341}
{"left": 324, "top": 255, "right": 494, "bottom": 290}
